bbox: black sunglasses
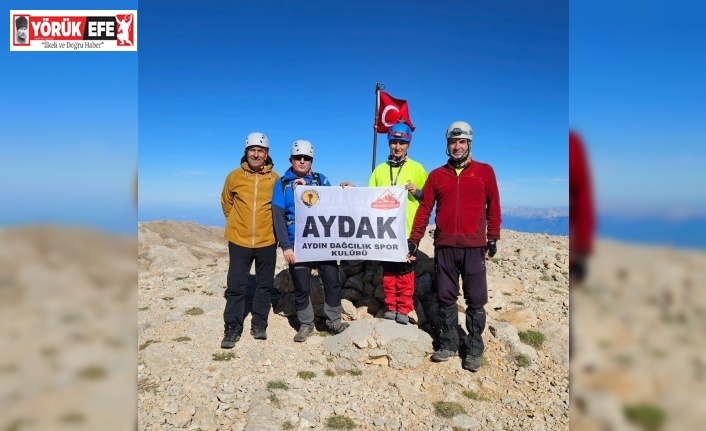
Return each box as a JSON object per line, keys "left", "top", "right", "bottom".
{"left": 291, "top": 155, "right": 313, "bottom": 162}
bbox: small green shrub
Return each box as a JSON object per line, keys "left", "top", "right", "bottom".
{"left": 139, "top": 339, "right": 159, "bottom": 350}
{"left": 515, "top": 354, "right": 531, "bottom": 367}
{"left": 186, "top": 307, "right": 204, "bottom": 315}
{"left": 462, "top": 390, "right": 479, "bottom": 400}
{"left": 324, "top": 369, "right": 336, "bottom": 377}
{"left": 175, "top": 276, "right": 189, "bottom": 281}
{"left": 623, "top": 403, "right": 666, "bottom": 431}
{"left": 297, "top": 371, "right": 315, "bottom": 380}
{"left": 138, "top": 306, "right": 149, "bottom": 311}
{"left": 267, "top": 380, "right": 289, "bottom": 390}
{"left": 326, "top": 415, "right": 356, "bottom": 429}
{"left": 518, "top": 330, "right": 545, "bottom": 348}
{"left": 212, "top": 352, "right": 235, "bottom": 361}
{"left": 462, "top": 390, "right": 488, "bottom": 401}
{"left": 173, "top": 336, "right": 191, "bottom": 342}
{"left": 281, "top": 421, "right": 294, "bottom": 430}
{"left": 433, "top": 401, "right": 466, "bottom": 418}
{"left": 268, "top": 393, "right": 280, "bottom": 407}
{"left": 347, "top": 368, "right": 363, "bottom": 376}
{"left": 535, "top": 297, "right": 546, "bottom": 302}
{"left": 162, "top": 296, "right": 173, "bottom": 301}
{"left": 77, "top": 365, "right": 107, "bottom": 380}
{"left": 511, "top": 301, "right": 524, "bottom": 306}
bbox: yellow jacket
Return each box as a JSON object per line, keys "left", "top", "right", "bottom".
{"left": 221, "top": 159, "right": 279, "bottom": 248}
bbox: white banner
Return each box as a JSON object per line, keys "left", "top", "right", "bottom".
{"left": 294, "top": 186, "right": 408, "bottom": 262}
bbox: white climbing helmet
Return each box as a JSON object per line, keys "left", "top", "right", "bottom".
{"left": 445, "top": 121, "right": 473, "bottom": 141}
{"left": 245, "top": 132, "right": 270, "bottom": 149}
{"left": 291, "top": 140, "right": 314, "bottom": 158}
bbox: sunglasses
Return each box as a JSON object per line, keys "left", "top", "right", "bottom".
{"left": 292, "top": 155, "right": 313, "bottom": 162}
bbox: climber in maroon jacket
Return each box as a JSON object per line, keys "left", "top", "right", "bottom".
{"left": 408, "top": 121, "right": 501, "bottom": 373}
{"left": 569, "top": 130, "right": 595, "bottom": 286}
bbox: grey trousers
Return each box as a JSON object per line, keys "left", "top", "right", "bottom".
{"left": 289, "top": 260, "right": 342, "bottom": 327}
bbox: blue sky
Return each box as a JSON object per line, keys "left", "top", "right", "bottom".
{"left": 570, "top": 1, "right": 706, "bottom": 218}
{"left": 138, "top": 0, "right": 568, "bottom": 227}
{"left": 1, "top": 0, "right": 137, "bottom": 233}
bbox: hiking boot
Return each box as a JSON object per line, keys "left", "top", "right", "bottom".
{"left": 293, "top": 325, "right": 314, "bottom": 342}
{"left": 250, "top": 326, "right": 267, "bottom": 340}
{"left": 221, "top": 325, "right": 240, "bottom": 349}
{"left": 383, "top": 310, "right": 397, "bottom": 320}
{"left": 430, "top": 349, "right": 457, "bottom": 362}
{"left": 329, "top": 321, "right": 350, "bottom": 334}
{"left": 463, "top": 355, "right": 482, "bottom": 372}
{"left": 395, "top": 313, "right": 409, "bottom": 325}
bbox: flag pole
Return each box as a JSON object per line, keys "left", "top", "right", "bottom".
{"left": 372, "top": 82, "right": 381, "bottom": 172}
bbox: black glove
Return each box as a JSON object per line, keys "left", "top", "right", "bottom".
{"left": 407, "top": 241, "right": 418, "bottom": 257}
{"left": 487, "top": 241, "right": 497, "bottom": 258}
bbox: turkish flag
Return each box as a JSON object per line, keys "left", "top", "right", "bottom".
{"left": 375, "top": 91, "right": 415, "bottom": 133}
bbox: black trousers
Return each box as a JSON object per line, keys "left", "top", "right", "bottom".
{"left": 223, "top": 242, "right": 276, "bottom": 331}
{"left": 434, "top": 247, "right": 487, "bottom": 356}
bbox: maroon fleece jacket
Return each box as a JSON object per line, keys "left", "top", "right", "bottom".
{"left": 410, "top": 160, "right": 501, "bottom": 248}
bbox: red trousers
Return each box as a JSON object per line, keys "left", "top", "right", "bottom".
{"left": 382, "top": 270, "right": 415, "bottom": 315}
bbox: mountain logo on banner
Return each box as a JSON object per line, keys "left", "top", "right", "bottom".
{"left": 370, "top": 190, "right": 400, "bottom": 210}
{"left": 300, "top": 189, "right": 320, "bottom": 208}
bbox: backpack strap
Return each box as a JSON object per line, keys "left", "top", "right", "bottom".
{"left": 282, "top": 172, "right": 322, "bottom": 193}
{"left": 312, "top": 172, "right": 322, "bottom": 186}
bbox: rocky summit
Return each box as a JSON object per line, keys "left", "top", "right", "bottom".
{"left": 138, "top": 220, "right": 570, "bottom": 431}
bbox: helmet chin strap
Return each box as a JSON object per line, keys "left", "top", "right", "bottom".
{"left": 446, "top": 149, "right": 472, "bottom": 168}
{"left": 446, "top": 148, "right": 469, "bottom": 160}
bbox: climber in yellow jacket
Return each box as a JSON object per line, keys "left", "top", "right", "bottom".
{"left": 220, "top": 132, "right": 279, "bottom": 348}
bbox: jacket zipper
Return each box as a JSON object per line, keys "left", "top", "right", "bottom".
{"left": 456, "top": 173, "right": 461, "bottom": 247}
{"left": 252, "top": 173, "right": 258, "bottom": 247}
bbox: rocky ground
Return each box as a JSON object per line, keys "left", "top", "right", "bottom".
{"left": 570, "top": 240, "right": 706, "bottom": 431}
{"left": 0, "top": 226, "right": 136, "bottom": 431}
{"left": 137, "top": 221, "right": 570, "bottom": 431}
{"left": 4, "top": 222, "right": 702, "bottom": 430}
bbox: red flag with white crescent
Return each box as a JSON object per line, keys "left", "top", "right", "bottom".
{"left": 375, "top": 91, "right": 415, "bottom": 133}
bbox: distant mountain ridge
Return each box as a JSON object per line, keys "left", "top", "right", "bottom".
{"left": 500, "top": 207, "right": 568, "bottom": 236}
{"left": 139, "top": 205, "right": 570, "bottom": 236}
{"left": 502, "top": 207, "right": 568, "bottom": 218}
